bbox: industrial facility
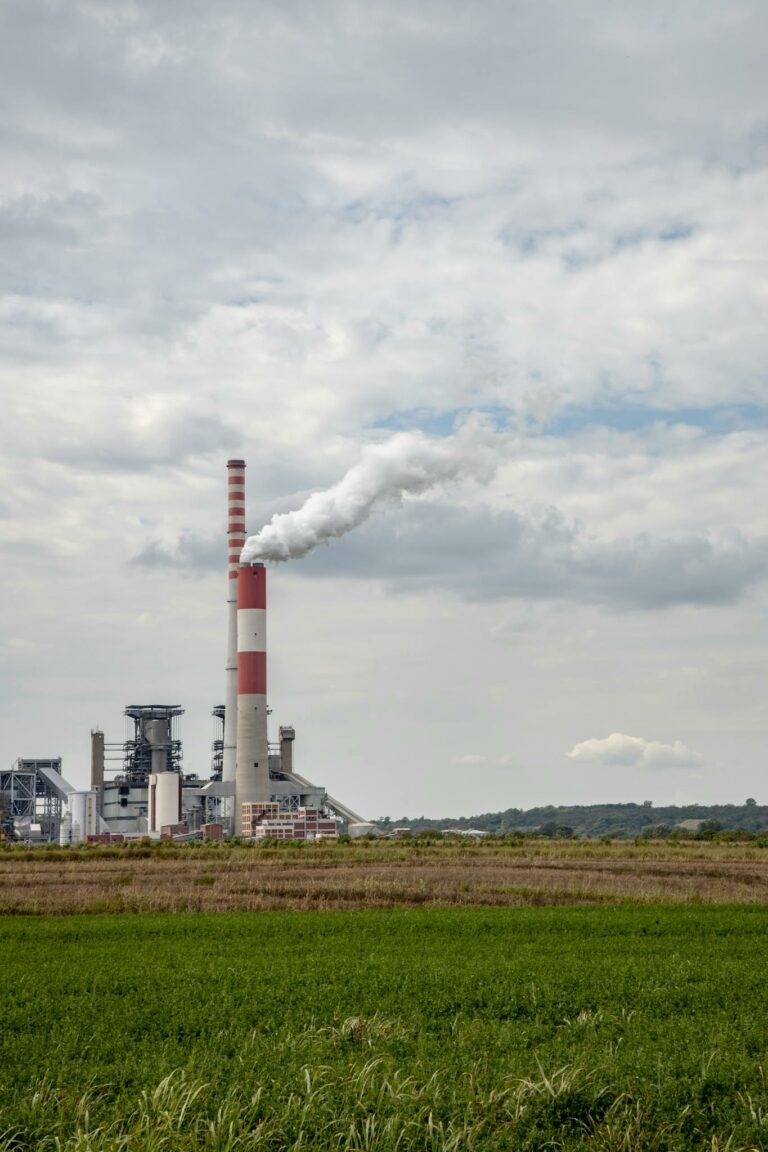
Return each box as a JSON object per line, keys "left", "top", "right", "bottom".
{"left": 1, "top": 460, "right": 371, "bottom": 845}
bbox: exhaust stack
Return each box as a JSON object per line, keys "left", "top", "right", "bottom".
{"left": 90, "top": 729, "right": 105, "bottom": 815}
{"left": 223, "top": 459, "right": 246, "bottom": 785}
{"left": 235, "top": 562, "right": 269, "bottom": 834}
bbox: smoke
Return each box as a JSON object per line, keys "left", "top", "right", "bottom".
{"left": 240, "top": 417, "right": 501, "bottom": 563}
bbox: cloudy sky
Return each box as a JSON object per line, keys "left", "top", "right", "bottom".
{"left": 1, "top": 0, "right": 766, "bottom": 819}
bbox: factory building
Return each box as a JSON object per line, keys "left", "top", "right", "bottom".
{"left": 83, "top": 707, "right": 346, "bottom": 839}
{"left": 6, "top": 458, "right": 365, "bottom": 844}
{"left": 0, "top": 759, "right": 73, "bottom": 843}
{"left": 242, "top": 803, "right": 338, "bottom": 841}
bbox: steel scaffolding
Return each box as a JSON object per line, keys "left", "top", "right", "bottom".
{"left": 0, "top": 759, "right": 64, "bottom": 842}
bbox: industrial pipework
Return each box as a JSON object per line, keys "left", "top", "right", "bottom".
{"left": 223, "top": 459, "right": 246, "bottom": 787}
{"left": 234, "top": 562, "right": 269, "bottom": 834}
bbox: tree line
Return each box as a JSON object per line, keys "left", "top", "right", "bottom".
{"left": 376, "top": 799, "right": 767, "bottom": 838}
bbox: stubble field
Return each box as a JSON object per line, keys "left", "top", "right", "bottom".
{"left": 2, "top": 837, "right": 768, "bottom": 913}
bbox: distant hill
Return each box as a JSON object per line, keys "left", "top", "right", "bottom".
{"left": 376, "top": 800, "right": 768, "bottom": 838}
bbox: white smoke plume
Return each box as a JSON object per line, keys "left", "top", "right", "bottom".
{"left": 240, "top": 417, "right": 501, "bottom": 563}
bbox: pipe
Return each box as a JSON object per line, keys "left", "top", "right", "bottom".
{"left": 224, "top": 459, "right": 246, "bottom": 786}
{"left": 235, "top": 562, "right": 269, "bottom": 834}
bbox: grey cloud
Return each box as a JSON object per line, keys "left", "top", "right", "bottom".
{"left": 0, "top": 0, "right": 764, "bottom": 431}
{"left": 6, "top": 1, "right": 759, "bottom": 157}
{"left": 2, "top": 2, "right": 764, "bottom": 197}
{"left": 133, "top": 498, "right": 768, "bottom": 610}
{"left": 0, "top": 192, "right": 99, "bottom": 251}
{"left": 47, "top": 411, "right": 241, "bottom": 473}
{"left": 295, "top": 501, "right": 768, "bottom": 609}
{"left": 131, "top": 530, "right": 219, "bottom": 571}
{"left": 2, "top": 0, "right": 768, "bottom": 816}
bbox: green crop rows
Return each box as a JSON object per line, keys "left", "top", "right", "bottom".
{"left": 1, "top": 907, "right": 768, "bottom": 1150}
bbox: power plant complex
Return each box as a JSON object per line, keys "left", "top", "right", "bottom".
{"left": 0, "top": 461, "right": 370, "bottom": 845}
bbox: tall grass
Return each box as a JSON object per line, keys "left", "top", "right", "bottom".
{"left": 8, "top": 1061, "right": 756, "bottom": 1150}
{"left": 1, "top": 907, "right": 768, "bottom": 1148}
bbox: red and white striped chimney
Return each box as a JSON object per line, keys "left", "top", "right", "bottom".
{"left": 223, "top": 459, "right": 246, "bottom": 787}
{"left": 235, "top": 561, "right": 269, "bottom": 834}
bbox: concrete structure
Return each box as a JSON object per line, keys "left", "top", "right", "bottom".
{"left": 160, "top": 822, "right": 188, "bottom": 840}
{"left": 348, "top": 821, "right": 379, "bottom": 838}
{"left": 234, "top": 562, "right": 269, "bottom": 833}
{"left": 148, "top": 772, "right": 181, "bottom": 833}
{"left": 279, "top": 726, "right": 295, "bottom": 774}
{"left": 95, "top": 706, "right": 186, "bottom": 835}
{"left": 224, "top": 459, "right": 246, "bottom": 787}
{"left": 85, "top": 702, "right": 226, "bottom": 835}
{"left": 64, "top": 790, "right": 100, "bottom": 845}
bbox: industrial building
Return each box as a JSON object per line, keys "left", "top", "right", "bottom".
{"left": 0, "top": 759, "right": 73, "bottom": 843}
{"left": 4, "top": 459, "right": 370, "bottom": 845}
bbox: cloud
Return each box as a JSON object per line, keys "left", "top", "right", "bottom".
{"left": 131, "top": 418, "right": 768, "bottom": 612}
{"left": 452, "top": 754, "right": 487, "bottom": 767}
{"left": 1, "top": 0, "right": 766, "bottom": 451}
{"left": 135, "top": 493, "right": 768, "bottom": 609}
{"left": 0, "top": 0, "right": 766, "bottom": 814}
{"left": 567, "top": 733, "right": 703, "bottom": 769}
{"left": 130, "top": 530, "right": 220, "bottom": 571}
{"left": 296, "top": 498, "right": 768, "bottom": 609}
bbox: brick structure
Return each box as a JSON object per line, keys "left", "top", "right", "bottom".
{"left": 241, "top": 803, "right": 338, "bottom": 841}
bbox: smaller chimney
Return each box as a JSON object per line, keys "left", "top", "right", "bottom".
{"left": 279, "top": 726, "right": 295, "bottom": 776}
{"left": 90, "top": 729, "right": 105, "bottom": 815}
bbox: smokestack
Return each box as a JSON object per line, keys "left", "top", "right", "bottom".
{"left": 90, "top": 729, "right": 105, "bottom": 815}
{"left": 224, "top": 460, "right": 246, "bottom": 787}
{"left": 235, "top": 562, "right": 269, "bottom": 834}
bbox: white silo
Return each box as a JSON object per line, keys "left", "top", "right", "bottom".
{"left": 148, "top": 772, "right": 181, "bottom": 832}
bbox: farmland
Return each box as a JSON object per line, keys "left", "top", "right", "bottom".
{"left": 2, "top": 905, "right": 768, "bottom": 1149}
{"left": 3, "top": 842, "right": 768, "bottom": 1149}
{"left": 2, "top": 836, "right": 768, "bottom": 913}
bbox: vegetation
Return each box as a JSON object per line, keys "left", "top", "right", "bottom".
{"left": 4, "top": 836, "right": 768, "bottom": 912}
{"left": 1, "top": 906, "right": 768, "bottom": 1149}
{"left": 379, "top": 798, "right": 768, "bottom": 838}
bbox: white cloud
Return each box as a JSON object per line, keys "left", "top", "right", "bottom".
{"left": 567, "top": 733, "right": 703, "bottom": 770}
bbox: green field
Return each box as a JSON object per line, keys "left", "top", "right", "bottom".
{"left": 2, "top": 907, "right": 768, "bottom": 1150}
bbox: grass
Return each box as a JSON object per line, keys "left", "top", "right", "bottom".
{"left": 1, "top": 905, "right": 768, "bottom": 1148}
{"left": 3, "top": 837, "right": 768, "bottom": 913}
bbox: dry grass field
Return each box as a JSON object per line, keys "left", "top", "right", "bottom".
{"left": 2, "top": 836, "right": 768, "bottom": 913}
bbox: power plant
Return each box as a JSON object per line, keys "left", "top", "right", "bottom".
{"left": 1, "top": 460, "right": 371, "bottom": 845}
